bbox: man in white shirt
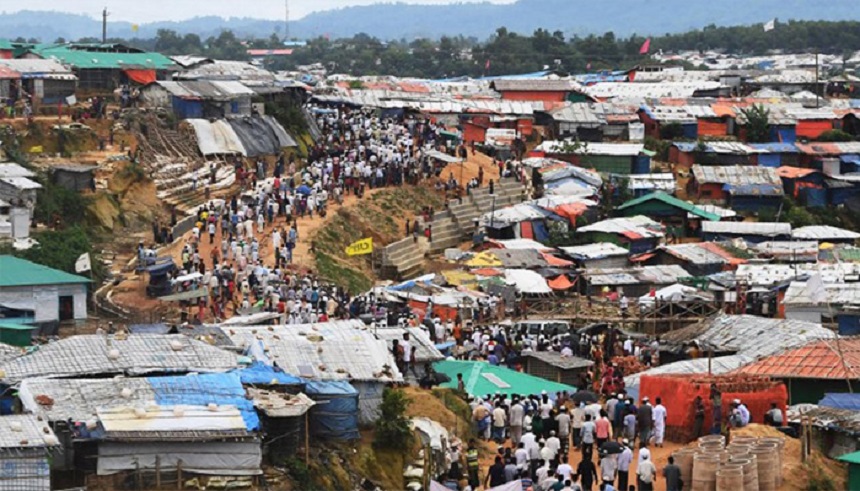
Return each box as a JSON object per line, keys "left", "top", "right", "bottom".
{"left": 514, "top": 442, "right": 529, "bottom": 471}
{"left": 637, "top": 453, "right": 657, "bottom": 491}
{"left": 652, "top": 397, "right": 668, "bottom": 447}
{"left": 616, "top": 440, "right": 633, "bottom": 491}
{"left": 492, "top": 405, "right": 507, "bottom": 443}
{"left": 545, "top": 431, "right": 561, "bottom": 462}
{"left": 509, "top": 398, "right": 525, "bottom": 445}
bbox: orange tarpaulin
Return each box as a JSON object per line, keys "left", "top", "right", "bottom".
{"left": 125, "top": 69, "right": 156, "bottom": 85}
{"left": 548, "top": 275, "right": 575, "bottom": 290}
{"left": 520, "top": 221, "right": 534, "bottom": 240}
{"left": 541, "top": 253, "right": 574, "bottom": 267}
{"left": 472, "top": 268, "right": 503, "bottom": 276}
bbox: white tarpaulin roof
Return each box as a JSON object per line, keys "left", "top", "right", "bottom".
{"left": 186, "top": 119, "right": 246, "bottom": 156}
{"left": 504, "top": 269, "right": 552, "bottom": 294}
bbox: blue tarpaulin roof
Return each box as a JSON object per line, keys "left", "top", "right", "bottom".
{"left": 148, "top": 372, "right": 260, "bottom": 430}
{"left": 235, "top": 361, "right": 304, "bottom": 386}
{"left": 302, "top": 379, "right": 359, "bottom": 440}
{"left": 819, "top": 393, "right": 860, "bottom": 411}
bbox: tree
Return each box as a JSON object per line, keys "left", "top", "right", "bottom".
{"left": 373, "top": 388, "right": 413, "bottom": 451}
{"left": 740, "top": 104, "right": 771, "bottom": 143}
{"left": 816, "top": 129, "right": 855, "bottom": 142}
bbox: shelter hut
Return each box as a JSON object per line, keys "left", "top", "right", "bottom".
{"left": 225, "top": 320, "right": 402, "bottom": 425}
{"left": 0, "top": 415, "right": 59, "bottom": 491}
{"left": 522, "top": 351, "right": 593, "bottom": 386}
{"left": 735, "top": 338, "right": 860, "bottom": 404}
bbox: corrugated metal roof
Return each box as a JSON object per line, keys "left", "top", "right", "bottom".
{"left": 783, "top": 281, "right": 860, "bottom": 307}
{"left": 627, "top": 173, "right": 676, "bottom": 191}
{"left": 176, "top": 60, "right": 275, "bottom": 82}
{"left": 795, "top": 142, "right": 860, "bottom": 155}
{"left": 584, "top": 81, "right": 721, "bottom": 99}
{"left": 0, "top": 334, "right": 238, "bottom": 384}
{"left": 491, "top": 79, "right": 582, "bottom": 93}
{"left": 692, "top": 165, "right": 781, "bottom": 186}
{"left": 0, "top": 65, "right": 19, "bottom": 79}
{"left": 550, "top": 103, "right": 604, "bottom": 125}
{"left": 736, "top": 338, "right": 860, "bottom": 380}
{"left": 0, "top": 176, "right": 42, "bottom": 190}
{"left": 536, "top": 141, "right": 644, "bottom": 156}
{"left": 0, "top": 415, "right": 58, "bottom": 449}
{"left": 225, "top": 320, "right": 402, "bottom": 382}
{"left": 754, "top": 241, "right": 819, "bottom": 260}
{"left": 153, "top": 80, "right": 255, "bottom": 100}
{"left": 523, "top": 351, "right": 594, "bottom": 369}
{"left": 560, "top": 242, "right": 630, "bottom": 260}
{"left": 736, "top": 262, "right": 860, "bottom": 285}
{"left": 660, "top": 243, "right": 734, "bottom": 265}
{"left": 0, "top": 58, "right": 76, "bottom": 79}
{"left": 661, "top": 314, "right": 835, "bottom": 359}
{"left": 792, "top": 225, "right": 860, "bottom": 241}
{"left": 625, "top": 355, "right": 754, "bottom": 393}
{"left": 691, "top": 204, "right": 737, "bottom": 219}
{"left": 701, "top": 221, "right": 791, "bottom": 237}
{"left": 644, "top": 104, "right": 716, "bottom": 123}
{"left": 0, "top": 163, "right": 36, "bottom": 179}
{"left": 583, "top": 265, "right": 690, "bottom": 286}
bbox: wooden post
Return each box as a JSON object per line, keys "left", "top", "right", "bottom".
{"left": 156, "top": 455, "right": 161, "bottom": 489}
{"left": 177, "top": 460, "right": 183, "bottom": 490}
{"left": 305, "top": 411, "right": 310, "bottom": 464}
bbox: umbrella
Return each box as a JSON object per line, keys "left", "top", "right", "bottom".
{"left": 600, "top": 441, "right": 624, "bottom": 455}
{"left": 572, "top": 390, "right": 598, "bottom": 405}
{"left": 296, "top": 185, "right": 312, "bottom": 195}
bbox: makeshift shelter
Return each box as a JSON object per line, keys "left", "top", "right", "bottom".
{"left": 0, "top": 334, "right": 238, "bottom": 384}
{"left": 689, "top": 165, "right": 784, "bottom": 211}
{"left": 522, "top": 351, "right": 593, "bottom": 386}
{"left": 657, "top": 242, "right": 744, "bottom": 276}
{"left": 504, "top": 269, "right": 553, "bottom": 295}
{"left": 0, "top": 415, "right": 59, "bottom": 491}
{"left": 735, "top": 338, "right": 860, "bottom": 404}
{"left": 579, "top": 265, "right": 691, "bottom": 297}
{"left": 0, "top": 255, "right": 89, "bottom": 330}
{"left": 247, "top": 388, "right": 315, "bottom": 462}
{"left": 225, "top": 321, "right": 401, "bottom": 425}
{"left": 433, "top": 359, "right": 576, "bottom": 398}
{"left": 638, "top": 373, "right": 786, "bottom": 442}
{"left": 575, "top": 216, "right": 665, "bottom": 254}
{"left": 303, "top": 380, "right": 360, "bottom": 440}
{"left": 701, "top": 221, "right": 792, "bottom": 243}
{"left": 560, "top": 243, "right": 629, "bottom": 269}
{"left": 51, "top": 164, "right": 97, "bottom": 192}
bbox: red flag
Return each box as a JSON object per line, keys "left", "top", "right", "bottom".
{"left": 639, "top": 38, "right": 651, "bottom": 54}
{"left": 485, "top": 59, "right": 491, "bottom": 70}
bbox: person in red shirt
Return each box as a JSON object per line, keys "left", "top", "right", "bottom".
{"left": 595, "top": 409, "right": 612, "bottom": 449}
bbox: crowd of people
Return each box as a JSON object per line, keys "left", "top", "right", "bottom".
{"left": 147, "top": 105, "right": 479, "bottom": 324}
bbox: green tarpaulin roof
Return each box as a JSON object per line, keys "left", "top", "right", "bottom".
{"left": 0, "top": 256, "right": 90, "bottom": 288}
{"left": 618, "top": 192, "right": 722, "bottom": 221}
{"left": 0, "top": 323, "right": 35, "bottom": 331}
{"left": 433, "top": 359, "right": 576, "bottom": 398}
{"left": 34, "top": 46, "right": 176, "bottom": 70}
{"left": 839, "top": 451, "right": 860, "bottom": 464}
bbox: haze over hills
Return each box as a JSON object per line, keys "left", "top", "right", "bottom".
{"left": 2, "top": 0, "right": 860, "bottom": 41}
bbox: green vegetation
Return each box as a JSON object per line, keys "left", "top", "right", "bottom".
{"left": 373, "top": 388, "right": 413, "bottom": 451}
{"left": 78, "top": 20, "right": 860, "bottom": 79}
{"left": 740, "top": 104, "right": 771, "bottom": 143}
{"left": 33, "top": 177, "right": 92, "bottom": 228}
{"left": 283, "top": 458, "right": 323, "bottom": 491}
{"left": 816, "top": 129, "right": 856, "bottom": 142}
{"left": 314, "top": 251, "right": 373, "bottom": 294}
{"left": 0, "top": 226, "right": 102, "bottom": 281}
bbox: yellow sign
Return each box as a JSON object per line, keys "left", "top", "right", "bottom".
{"left": 345, "top": 238, "right": 373, "bottom": 256}
{"left": 29, "top": 146, "right": 43, "bottom": 153}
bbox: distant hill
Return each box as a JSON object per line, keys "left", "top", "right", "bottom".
{"left": 3, "top": 0, "right": 860, "bottom": 41}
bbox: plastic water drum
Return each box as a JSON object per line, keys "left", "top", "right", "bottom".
{"left": 673, "top": 447, "right": 697, "bottom": 489}
{"left": 716, "top": 466, "right": 744, "bottom": 491}
{"left": 692, "top": 454, "right": 721, "bottom": 491}
{"left": 730, "top": 456, "right": 759, "bottom": 491}
{"left": 751, "top": 444, "right": 778, "bottom": 491}
{"left": 759, "top": 437, "right": 785, "bottom": 486}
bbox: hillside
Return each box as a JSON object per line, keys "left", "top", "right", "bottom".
{"left": 5, "top": 0, "right": 860, "bottom": 41}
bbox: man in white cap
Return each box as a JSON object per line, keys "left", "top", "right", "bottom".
{"left": 617, "top": 438, "right": 633, "bottom": 491}
{"left": 637, "top": 452, "right": 657, "bottom": 491}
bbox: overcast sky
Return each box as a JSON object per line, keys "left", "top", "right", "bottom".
{"left": 7, "top": 0, "right": 516, "bottom": 22}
